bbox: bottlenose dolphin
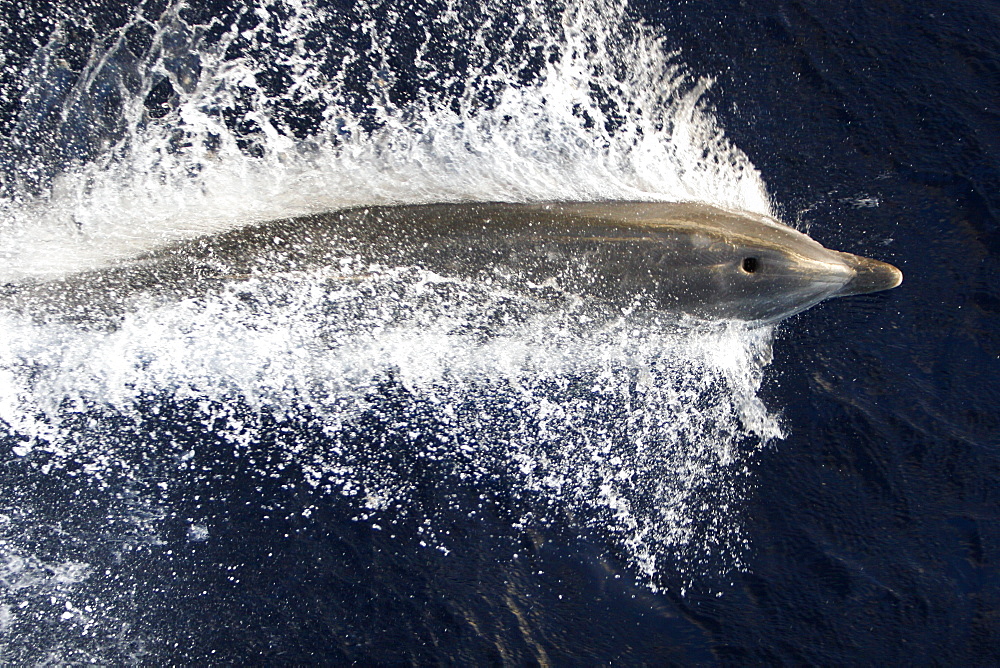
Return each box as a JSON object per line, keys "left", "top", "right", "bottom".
{"left": 2, "top": 201, "right": 901, "bottom": 326}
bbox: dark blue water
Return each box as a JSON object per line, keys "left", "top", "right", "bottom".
{"left": 676, "top": 2, "right": 1000, "bottom": 662}
{"left": 645, "top": 1, "right": 1000, "bottom": 663}
{"left": 0, "top": 0, "right": 997, "bottom": 663}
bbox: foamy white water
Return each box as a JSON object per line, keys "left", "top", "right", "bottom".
{"left": 0, "top": 0, "right": 771, "bottom": 280}
{"left": 0, "top": 0, "right": 783, "bottom": 660}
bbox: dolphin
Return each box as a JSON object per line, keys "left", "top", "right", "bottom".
{"left": 1, "top": 201, "right": 901, "bottom": 326}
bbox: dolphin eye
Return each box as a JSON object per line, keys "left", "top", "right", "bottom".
{"left": 741, "top": 257, "right": 759, "bottom": 273}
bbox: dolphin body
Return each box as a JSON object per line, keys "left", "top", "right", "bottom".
{"left": 2, "top": 202, "right": 901, "bottom": 326}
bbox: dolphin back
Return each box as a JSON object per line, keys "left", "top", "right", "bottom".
{"left": 2, "top": 202, "right": 901, "bottom": 326}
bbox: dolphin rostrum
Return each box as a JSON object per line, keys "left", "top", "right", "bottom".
{"left": 2, "top": 201, "right": 901, "bottom": 326}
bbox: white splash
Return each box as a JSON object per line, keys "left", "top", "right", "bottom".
{"left": 0, "top": 1, "right": 782, "bottom": 657}
{"left": 0, "top": 0, "right": 770, "bottom": 281}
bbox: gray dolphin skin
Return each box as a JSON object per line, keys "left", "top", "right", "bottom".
{"left": 3, "top": 201, "right": 901, "bottom": 326}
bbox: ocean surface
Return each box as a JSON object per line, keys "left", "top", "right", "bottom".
{"left": 0, "top": 0, "right": 996, "bottom": 663}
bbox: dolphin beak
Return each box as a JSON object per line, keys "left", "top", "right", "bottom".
{"left": 833, "top": 251, "right": 903, "bottom": 296}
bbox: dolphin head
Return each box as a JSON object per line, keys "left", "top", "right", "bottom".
{"left": 594, "top": 202, "right": 904, "bottom": 324}
{"left": 661, "top": 206, "right": 903, "bottom": 324}
{"left": 706, "top": 238, "right": 902, "bottom": 323}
